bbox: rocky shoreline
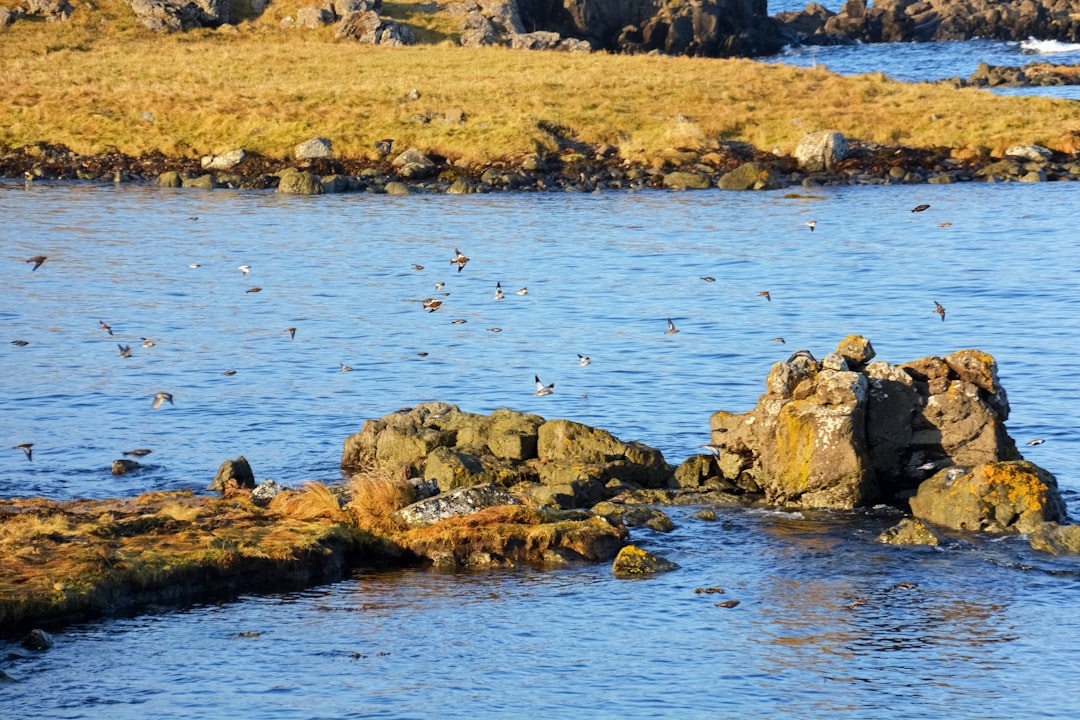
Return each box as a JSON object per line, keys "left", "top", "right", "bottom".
{"left": 6, "top": 132, "right": 1080, "bottom": 195}
{"left": 5, "top": 336, "right": 1079, "bottom": 638}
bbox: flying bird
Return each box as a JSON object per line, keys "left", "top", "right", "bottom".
{"left": 533, "top": 375, "right": 555, "bottom": 396}
{"left": 493, "top": 282, "right": 505, "bottom": 300}
{"left": 238, "top": 265, "right": 251, "bottom": 275}
{"left": 100, "top": 320, "right": 113, "bottom": 335}
{"left": 141, "top": 338, "right": 156, "bottom": 348}
{"left": 223, "top": 370, "right": 237, "bottom": 376}
{"left": 11, "top": 340, "right": 29, "bottom": 347}
{"left": 487, "top": 327, "right": 502, "bottom": 333}
{"left": 245, "top": 287, "right": 262, "bottom": 294}
{"left": 285, "top": 327, "right": 296, "bottom": 339}
{"left": 340, "top": 363, "right": 353, "bottom": 372}
{"left": 758, "top": 291, "right": 771, "bottom": 302}
{"left": 938, "top": 222, "right": 952, "bottom": 228}
{"left": 26, "top": 255, "right": 47, "bottom": 271}
{"left": 451, "top": 319, "right": 467, "bottom": 324}
{"left": 516, "top": 287, "right": 528, "bottom": 296}
{"left": 412, "top": 264, "right": 424, "bottom": 270}
{"left": 701, "top": 443, "right": 723, "bottom": 459}
{"left": 934, "top": 301, "right": 946, "bottom": 321}
{"left": 151, "top": 392, "right": 174, "bottom": 409}
{"left": 13, "top": 443, "right": 33, "bottom": 461}
{"left": 1027, "top": 438, "right": 1046, "bottom": 446}
{"left": 578, "top": 354, "right": 591, "bottom": 366}
{"left": 450, "top": 249, "right": 469, "bottom": 272}
{"left": 772, "top": 337, "right": 786, "bottom": 344}
{"left": 188, "top": 263, "right": 202, "bottom": 269}
{"left": 805, "top": 221, "right": 816, "bottom": 232}
{"left": 423, "top": 298, "right": 443, "bottom": 312}
{"left": 911, "top": 204, "right": 930, "bottom": 213}
{"left": 123, "top": 448, "right": 153, "bottom": 457}
{"left": 665, "top": 318, "right": 679, "bottom": 334}
{"left": 700, "top": 276, "right": 716, "bottom": 282}
{"left": 117, "top": 344, "right": 132, "bottom": 358}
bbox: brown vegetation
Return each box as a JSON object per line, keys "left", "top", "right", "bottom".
{"left": 1, "top": 0, "right": 1078, "bottom": 165}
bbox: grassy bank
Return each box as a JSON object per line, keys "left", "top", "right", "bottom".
{"left": 2, "top": 0, "right": 1079, "bottom": 165}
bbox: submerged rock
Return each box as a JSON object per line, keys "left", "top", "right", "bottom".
{"left": 611, "top": 544, "right": 679, "bottom": 576}
{"left": 876, "top": 517, "right": 943, "bottom": 546}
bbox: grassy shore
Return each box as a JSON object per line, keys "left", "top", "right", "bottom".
{"left": 2, "top": 0, "right": 1079, "bottom": 166}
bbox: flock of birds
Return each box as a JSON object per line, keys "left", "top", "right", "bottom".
{"left": 10, "top": 200, "right": 1048, "bottom": 470}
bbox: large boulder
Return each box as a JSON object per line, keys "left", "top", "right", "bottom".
{"left": 697, "top": 335, "right": 1030, "bottom": 510}
{"left": 908, "top": 461, "right": 1065, "bottom": 534}
{"left": 794, "top": 130, "right": 850, "bottom": 173}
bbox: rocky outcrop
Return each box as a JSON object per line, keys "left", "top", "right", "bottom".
{"left": 127, "top": 0, "right": 229, "bottom": 31}
{"left": 776, "top": 0, "right": 1080, "bottom": 45}
{"left": 611, "top": 544, "right": 679, "bottom": 575}
{"left": 450, "top": 0, "right": 785, "bottom": 56}
{"left": 209, "top": 455, "right": 256, "bottom": 495}
{"left": 687, "top": 335, "right": 1026, "bottom": 509}
{"left": 340, "top": 403, "right": 675, "bottom": 510}
{"left": 908, "top": 460, "right": 1065, "bottom": 533}
{"left": 794, "top": 130, "right": 850, "bottom": 173}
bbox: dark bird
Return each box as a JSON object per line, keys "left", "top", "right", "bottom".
{"left": 665, "top": 318, "right": 679, "bottom": 335}
{"left": 700, "top": 276, "right": 716, "bottom": 282}
{"left": 26, "top": 255, "right": 47, "bottom": 271}
{"left": 450, "top": 248, "right": 470, "bottom": 272}
{"left": 123, "top": 448, "right": 152, "bottom": 457}
{"left": 533, "top": 375, "right": 555, "bottom": 396}
{"left": 412, "top": 264, "right": 424, "bottom": 270}
{"left": 934, "top": 300, "right": 946, "bottom": 321}
{"left": 772, "top": 337, "right": 786, "bottom": 344}
{"left": 1027, "top": 438, "right": 1046, "bottom": 446}
{"left": 911, "top": 204, "right": 931, "bottom": 213}
{"left": 788, "top": 349, "right": 818, "bottom": 364}
{"left": 375, "top": 138, "right": 394, "bottom": 157}
{"left": 117, "top": 344, "right": 132, "bottom": 358}
{"left": 100, "top": 320, "right": 113, "bottom": 335}
{"left": 246, "top": 287, "right": 262, "bottom": 294}
{"left": 223, "top": 370, "right": 237, "bottom": 376}
{"left": 151, "top": 392, "right": 174, "bottom": 409}
{"left": 417, "top": 352, "right": 429, "bottom": 357}
{"left": 451, "top": 319, "right": 467, "bottom": 324}
{"left": 487, "top": 327, "right": 502, "bottom": 333}
{"left": 578, "top": 354, "right": 591, "bottom": 366}
{"left": 805, "top": 221, "right": 817, "bottom": 232}
{"left": 285, "top": 327, "right": 296, "bottom": 339}
{"left": 13, "top": 443, "right": 33, "bottom": 461}
{"left": 758, "top": 291, "right": 771, "bottom": 302}
{"left": 11, "top": 340, "right": 29, "bottom": 347}
{"left": 714, "top": 600, "right": 740, "bottom": 609}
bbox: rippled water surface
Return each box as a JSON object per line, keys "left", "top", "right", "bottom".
{"left": 3, "top": 180, "right": 1080, "bottom": 717}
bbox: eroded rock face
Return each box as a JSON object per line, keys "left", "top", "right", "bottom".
{"left": 697, "top": 335, "right": 1025, "bottom": 509}
{"left": 341, "top": 403, "right": 674, "bottom": 510}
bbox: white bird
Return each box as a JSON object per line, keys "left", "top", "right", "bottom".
{"left": 533, "top": 375, "right": 554, "bottom": 396}
{"left": 516, "top": 287, "right": 528, "bottom": 296}
{"left": 238, "top": 265, "right": 251, "bottom": 275}
{"left": 578, "top": 354, "right": 591, "bottom": 366}
{"left": 493, "top": 282, "right": 504, "bottom": 300}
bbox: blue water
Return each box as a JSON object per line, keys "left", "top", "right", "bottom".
{"left": 4, "top": 162, "right": 1080, "bottom": 713}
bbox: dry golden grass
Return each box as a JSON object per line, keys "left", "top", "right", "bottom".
{"left": 345, "top": 471, "right": 416, "bottom": 532}
{"left": 269, "top": 482, "right": 349, "bottom": 522}
{"left": 2, "top": 0, "right": 1078, "bottom": 164}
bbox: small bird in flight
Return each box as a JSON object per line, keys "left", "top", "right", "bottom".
{"left": 700, "top": 276, "right": 716, "bottom": 282}
{"left": 188, "top": 263, "right": 201, "bottom": 269}
{"left": 533, "top": 375, "right": 555, "bottom": 396}
{"left": 701, "top": 443, "right": 723, "bottom": 459}
{"left": 578, "top": 354, "right": 591, "bottom": 366}
{"left": 151, "top": 392, "right": 174, "bottom": 409}
{"left": 911, "top": 204, "right": 930, "bottom": 213}
{"left": 758, "top": 291, "right": 771, "bottom": 302}
{"left": 938, "top": 222, "right": 952, "bottom": 228}
{"left": 285, "top": 327, "right": 296, "bottom": 339}
{"left": 238, "top": 265, "right": 251, "bottom": 275}
{"left": 934, "top": 301, "right": 946, "bottom": 321}
{"left": 516, "top": 287, "right": 528, "bottom": 296}
{"left": 246, "top": 287, "right": 262, "bottom": 294}
{"left": 772, "top": 337, "right": 786, "bottom": 344}
{"left": 450, "top": 249, "right": 469, "bottom": 272}
{"left": 487, "top": 327, "right": 502, "bottom": 333}
{"left": 11, "top": 340, "right": 29, "bottom": 347}
{"left": 100, "top": 320, "right": 113, "bottom": 335}
{"left": 412, "top": 264, "right": 424, "bottom": 270}
{"left": 340, "top": 363, "right": 353, "bottom": 372}
{"left": 434, "top": 282, "right": 445, "bottom": 291}
{"left": 423, "top": 298, "right": 443, "bottom": 312}
{"left": 123, "top": 448, "right": 153, "bottom": 457}
{"left": 141, "top": 338, "right": 156, "bottom": 348}
{"left": 665, "top": 318, "right": 679, "bottom": 334}
{"left": 13, "top": 442, "right": 33, "bottom": 461}
{"left": 118, "top": 344, "right": 133, "bottom": 358}
{"left": 1027, "top": 438, "right": 1046, "bottom": 446}
{"left": 493, "top": 282, "right": 504, "bottom": 300}
{"left": 223, "top": 369, "right": 237, "bottom": 376}
{"left": 451, "top": 319, "right": 467, "bottom": 324}
{"left": 26, "top": 255, "right": 47, "bottom": 271}
{"left": 805, "top": 221, "right": 816, "bottom": 232}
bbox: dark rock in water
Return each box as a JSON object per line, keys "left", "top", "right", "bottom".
{"left": 111, "top": 458, "right": 141, "bottom": 475}
{"left": 209, "top": 456, "right": 256, "bottom": 495}
{"left": 612, "top": 544, "right": 679, "bottom": 576}
{"left": 21, "top": 628, "right": 54, "bottom": 650}
{"left": 876, "top": 517, "right": 943, "bottom": 546}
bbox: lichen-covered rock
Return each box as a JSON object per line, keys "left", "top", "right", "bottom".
{"left": 706, "top": 335, "right": 1031, "bottom": 510}
{"left": 795, "top": 130, "right": 850, "bottom": 173}
{"left": 201, "top": 148, "right": 247, "bottom": 171}
{"left": 251, "top": 479, "right": 284, "bottom": 507}
{"left": 294, "top": 137, "right": 334, "bottom": 160}
{"left": 275, "top": 167, "right": 324, "bottom": 195}
{"left": 391, "top": 483, "right": 521, "bottom": 527}
{"left": 876, "top": 517, "right": 943, "bottom": 546}
{"left": 612, "top": 544, "right": 679, "bottom": 576}
{"left": 1028, "top": 523, "right": 1080, "bottom": 555}
{"left": 718, "top": 161, "right": 784, "bottom": 190}
{"left": 908, "top": 461, "right": 1066, "bottom": 534}
{"left": 663, "top": 170, "right": 711, "bottom": 189}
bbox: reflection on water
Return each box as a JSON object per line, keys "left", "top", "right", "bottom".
{"left": 3, "top": 181, "right": 1080, "bottom": 718}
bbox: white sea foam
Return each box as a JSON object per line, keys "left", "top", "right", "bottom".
{"left": 1020, "top": 37, "right": 1080, "bottom": 54}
